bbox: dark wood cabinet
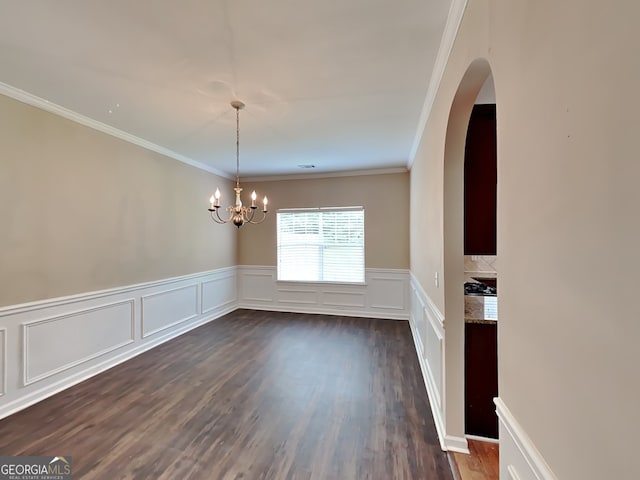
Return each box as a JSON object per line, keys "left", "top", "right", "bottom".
{"left": 464, "top": 104, "right": 497, "bottom": 255}
{"left": 465, "top": 321, "right": 498, "bottom": 439}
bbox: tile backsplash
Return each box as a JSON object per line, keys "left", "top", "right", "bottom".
{"left": 464, "top": 255, "right": 497, "bottom": 278}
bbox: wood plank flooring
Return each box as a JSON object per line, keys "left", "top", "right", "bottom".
{"left": 0, "top": 309, "right": 453, "bottom": 479}
{"left": 451, "top": 440, "right": 499, "bottom": 480}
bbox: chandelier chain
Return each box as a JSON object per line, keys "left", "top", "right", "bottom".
{"left": 235, "top": 105, "right": 240, "bottom": 188}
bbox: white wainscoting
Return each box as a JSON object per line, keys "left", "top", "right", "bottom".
{"left": 0, "top": 328, "right": 5, "bottom": 397}
{"left": 408, "top": 272, "right": 468, "bottom": 453}
{"left": 0, "top": 267, "right": 237, "bottom": 420}
{"left": 141, "top": 285, "right": 198, "bottom": 338}
{"left": 23, "top": 299, "right": 135, "bottom": 385}
{"left": 237, "top": 266, "right": 409, "bottom": 320}
{"left": 495, "top": 398, "right": 557, "bottom": 480}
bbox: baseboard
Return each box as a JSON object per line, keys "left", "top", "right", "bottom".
{"left": 0, "top": 268, "right": 238, "bottom": 420}
{"left": 445, "top": 435, "right": 470, "bottom": 453}
{"left": 465, "top": 434, "right": 499, "bottom": 444}
{"left": 239, "top": 304, "right": 407, "bottom": 321}
{"left": 495, "top": 397, "right": 557, "bottom": 480}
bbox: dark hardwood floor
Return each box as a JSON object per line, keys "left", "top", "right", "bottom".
{"left": 0, "top": 309, "right": 453, "bottom": 479}
{"left": 451, "top": 440, "right": 499, "bottom": 480}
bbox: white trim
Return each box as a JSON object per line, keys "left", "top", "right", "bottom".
{"left": 408, "top": 315, "right": 446, "bottom": 451}
{"left": 238, "top": 266, "right": 409, "bottom": 320}
{"left": 201, "top": 274, "right": 237, "bottom": 315}
{"left": 409, "top": 271, "right": 470, "bottom": 454}
{"left": 0, "top": 81, "right": 233, "bottom": 180}
{"left": 495, "top": 397, "right": 557, "bottom": 480}
{"left": 0, "top": 328, "right": 6, "bottom": 396}
{"left": 0, "top": 266, "right": 237, "bottom": 317}
{"left": 140, "top": 284, "right": 199, "bottom": 338}
{"left": 408, "top": 0, "right": 469, "bottom": 168}
{"left": 21, "top": 299, "right": 136, "bottom": 386}
{"left": 507, "top": 465, "right": 522, "bottom": 480}
{"left": 0, "top": 267, "right": 238, "bottom": 420}
{"left": 409, "top": 272, "right": 447, "bottom": 449}
{"left": 0, "top": 305, "right": 235, "bottom": 421}
{"left": 445, "top": 435, "right": 470, "bottom": 453}
{"left": 242, "top": 167, "right": 408, "bottom": 183}
{"left": 465, "top": 434, "right": 499, "bottom": 444}
{"left": 322, "top": 290, "right": 366, "bottom": 308}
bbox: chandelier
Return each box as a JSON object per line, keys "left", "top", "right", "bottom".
{"left": 208, "top": 100, "right": 268, "bottom": 228}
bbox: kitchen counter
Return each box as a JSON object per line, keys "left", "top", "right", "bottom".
{"left": 464, "top": 293, "right": 498, "bottom": 323}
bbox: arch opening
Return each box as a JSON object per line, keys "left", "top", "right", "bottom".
{"left": 442, "top": 58, "right": 497, "bottom": 448}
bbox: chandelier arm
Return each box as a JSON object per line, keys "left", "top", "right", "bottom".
{"left": 214, "top": 207, "right": 234, "bottom": 224}
{"left": 245, "top": 207, "right": 256, "bottom": 223}
{"left": 246, "top": 210, "right": 267, "bottom": 225}
{"left": 210, "top": 210, "right": 226, "bottom": 224}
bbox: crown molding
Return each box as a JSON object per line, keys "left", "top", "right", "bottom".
{"left": 407, "top": 0, "right": 469, "bottom": 170}
{"left": 0, "top": 81, "right": 234, "bottom": 180}
{"left": 241, "top": 166, "right": 408, "bottom": 183}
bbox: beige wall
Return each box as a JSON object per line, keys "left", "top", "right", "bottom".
{"left": 237, "top": 172, "right": 409, "bottom": 269}
{"left": 0, "top": 94, "right": 237, "bottom": 307}
{"left": 411, "top": 0, "right": 640, "bottom": 478}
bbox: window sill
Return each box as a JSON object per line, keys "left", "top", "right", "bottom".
{"left": 276, "top": 279, "right": 367, "bottom": 287}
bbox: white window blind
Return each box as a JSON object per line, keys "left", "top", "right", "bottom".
{"left": 277, "top": 207, "right": 365, "bottom": 283}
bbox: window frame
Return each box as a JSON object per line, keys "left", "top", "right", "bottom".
{"left": 276, "top": 206, "right": 366, "bottom": 285}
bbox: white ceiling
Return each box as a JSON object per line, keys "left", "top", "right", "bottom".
{"left": 0, "top": 0, "right": 451, "bottom": 178}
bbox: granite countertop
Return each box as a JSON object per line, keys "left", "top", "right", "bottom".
{"left": 464, "top": 294, "right": 498, "bottom": 324}
{"left": 465, "top": 317, "right": 497, "bottom": 325}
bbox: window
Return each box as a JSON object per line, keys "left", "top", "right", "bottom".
{"left": 277, "top": 207, "right": 365, "bottom": 283}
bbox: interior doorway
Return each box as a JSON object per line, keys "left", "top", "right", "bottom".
{"left": 442, "top": 59, "right": 498, "bottom": 448}
{"left": 463, "top": 96, "right": 498, "bottom": 439}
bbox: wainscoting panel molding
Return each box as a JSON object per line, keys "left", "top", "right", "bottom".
{"left": 22, "top": 299, "right": 135, "bottom": 386}
{"left": 409, "top": 272, "right": 446, "bottom": 450}
{"left": 495, "top": 398, "right": 557, "bottom": 480}
{"left": 409, "top": 272, "right": 468, "bottom": 454}
{"left": 322, "top": 290, "right": 366, "bottom": 308}
{"left": 0, "top": 329, "right": 5, "bottom": 397}
{"left": 368, "top": 275, "right": 406, "bottom": 311}
{"left": 0, "top": 267, "right": 237, "bottom": 420}
{"left": 238, "top": 266, "right": 409, "bottom": 320}
{"left": 201, "top": 269, "right": 237, "bottom": 314}
{"left": 278, "top": 288, "right": 318, "bottom": 306}
{"left": 240, "top": 267, "right": 276, "bottom": 303}
{"left": 141, "top": 285, "right": 199, "bottom": 338}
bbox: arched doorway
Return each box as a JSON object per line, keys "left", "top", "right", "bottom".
{"left": 442, "top": 58, "right": 497, "bottom": 447}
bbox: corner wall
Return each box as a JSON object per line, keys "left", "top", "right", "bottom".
{"left": 410, "top": 0, "right": 640, "bottom": 478}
